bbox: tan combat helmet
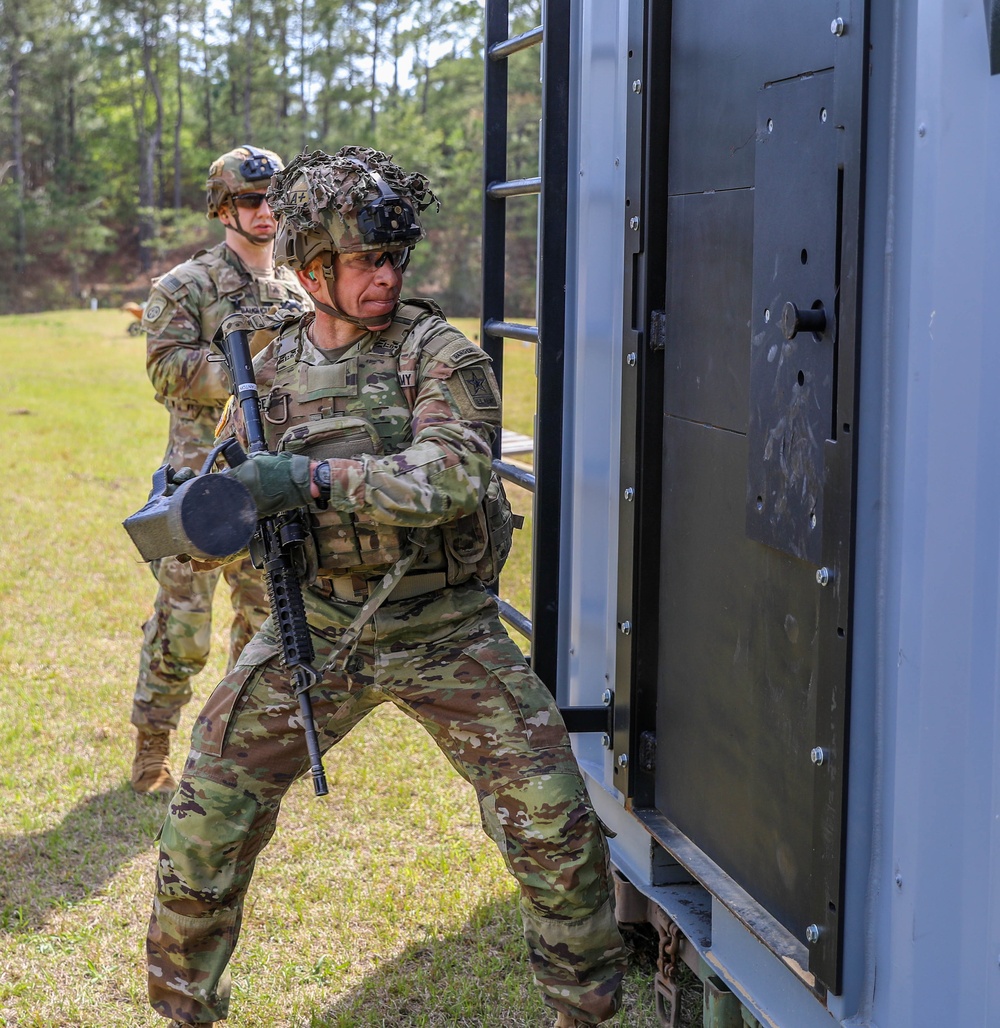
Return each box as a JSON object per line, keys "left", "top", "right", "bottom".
{"left": 205, "top": 145, "right": 284, "bottom": 238}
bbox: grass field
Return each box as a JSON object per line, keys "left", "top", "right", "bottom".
{"left": 0, "top": 309, "right": 695, "bottom": 1028}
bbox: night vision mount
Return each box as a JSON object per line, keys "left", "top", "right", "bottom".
{"left": 239, "top": 144, "right": 280, "bottom": 182}
{"left": 346, "top": 158, "right": 423, "bottom": 247}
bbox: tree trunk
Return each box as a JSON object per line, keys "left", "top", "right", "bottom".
{"left": 243, "top": 0, "right": 255, "bottom": 139}
{"left": 202, "top": 0, "right": 213, "bottom": 149}
{"left": 9, "top": 54, "right": 27, "bottom": 274}
{"left": 391, "top": 19, "right": 399, "bottom": 96}
{"left": 299, "top": 0, "right": 307, "bottom": 146}
{"left": 138, "top": 6, "right": 164, "bottom": 273}
{"left": 369, "top": 7, "right": 379, "bottom": 132}
{"left": 276, "top": 3, "right": 290, "bottom": 120}
{"left": 2, "top": 0, "right": 28, "bottom": 275}
{"left": 173, "top": 0, "right": 183, "bottom": 208}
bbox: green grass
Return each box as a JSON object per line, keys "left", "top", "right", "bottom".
{"left": 0, "top": 310, "right": 678, "bottom": 1027}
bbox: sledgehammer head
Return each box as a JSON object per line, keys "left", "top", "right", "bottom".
{"left": 123, "top": 467, "right": 257, "bottom": 562}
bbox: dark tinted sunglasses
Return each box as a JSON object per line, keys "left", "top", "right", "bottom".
{"left": 339, "top": 249, "right": 412, "bottom": 273}
{"left": 232, "top": 192, "right": 269, "bottom": 210}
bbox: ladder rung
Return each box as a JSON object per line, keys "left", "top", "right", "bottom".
{"left": 488, "top": 24, "right": 543, "bottom": 61}
{"left": 560, "top": 706, "right": 612, "bottom": 735}
{"left": 496, "top": 597, "right": 532, "bottom": 640}
{"left": 484, "top": 318, "right": 538, "bottom": 344}
{"left": 494, "top": 459, "right": 535, "bottom": 492}
{"left": 487, "top": 176, "right": 541, "bottom": 199}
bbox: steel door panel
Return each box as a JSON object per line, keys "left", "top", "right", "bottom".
{"left": 746, "top": 71, "right": 839, "bottom": 564}
{"left": 668, "top": 2, "right": 836, "bottom": 195}
{"left": 658, "top": 417, "right": 822, "bottom": 941}
{"left": 663, "top": 188, "right": 753, "bottom": 434}
{"left": 642, "top": 0, "right": 866, "bottom": 995}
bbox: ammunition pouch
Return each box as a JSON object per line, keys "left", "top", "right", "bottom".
{"left": 441, "top": 472, "right": 519, "bottom": 587}
{"left": 276, "top": 417, "right": 409, "bottom": 575}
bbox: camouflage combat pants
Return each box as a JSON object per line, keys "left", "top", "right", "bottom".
{"left": 132, "top": 555, "right": 269, "bottom": 731}
{"left": 148, "top": 582, "right": 627, "bottom": 1025}
{"left": 133, "top": 405, "right": 269, "bottom": 732}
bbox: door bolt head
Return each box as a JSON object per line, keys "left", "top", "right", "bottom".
{"left": 619, "top": 620, "right": 632, "bottom": 636}
{"left": 602, "top": 689, "right": 613, "bottom": 707}
{"left": 806, "top": 924, "right": 821, "bottom": 944}
{"left": 626, "top": 352, "right": 637, "bottom": 367}
{"left": 831, "top": 17, "right": 845, "bottom": 36}
{"left": 816, "top": 567, "right": 831, "bottom": 587}
{"left": 631, "top": 78, "right": 643, "bottom": 94}
{"left": 617, "top": 753, "right": 629, "bottom": 769}
{"left": 811, "top": 747, "right": 827, "bottom": 766}
{"left": 624, "top": 487, "right": 635, "bottom": 502}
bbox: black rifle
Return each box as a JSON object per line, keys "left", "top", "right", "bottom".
{"left": 216, "top": 310, "right": 329, "bottom": 797}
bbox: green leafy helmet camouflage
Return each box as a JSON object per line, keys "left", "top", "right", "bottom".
{"left": 268, "top": 146, "right": 439, "bottom": 271}
{"left": 206, "top": 145, "right": 284, "bottom": 219}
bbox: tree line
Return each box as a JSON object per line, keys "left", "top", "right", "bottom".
{"left": 0, "top": 0, "right": 542, "bottom": 316}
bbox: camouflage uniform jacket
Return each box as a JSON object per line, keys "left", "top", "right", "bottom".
{"left": 142, "top": 241, "right": 310, "bottom": 418}
{"left": 218, "top": 301, "right": 502, "bottom": 581}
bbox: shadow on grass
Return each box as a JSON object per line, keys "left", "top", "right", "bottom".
{"left": 310, "top": 895, "right": 670, "bottom": 1028}
{"left": 0, "top": 783, "right": 166, "bottom": 933}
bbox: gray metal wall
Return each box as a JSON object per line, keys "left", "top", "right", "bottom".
{"left": 559, "top": 2, "right": 1000, "bottom": 1026}
{"left": 860, "top": 2, "right": 1000, "bottom": 1025}
{"left": 557, "top": 0, "right": 629, "bottom": 790}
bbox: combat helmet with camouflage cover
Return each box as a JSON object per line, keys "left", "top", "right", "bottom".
{"left": 267, "top": 146, "right": 438, "bottom": 328}
{"left": 205, "top": 144, "right": 284, "bottom": 220}
{"left": 269, "top": 146, "right": 437, "bottom": 269}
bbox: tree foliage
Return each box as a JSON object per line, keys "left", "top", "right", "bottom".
{"left": 0, "top": 0, "right": 542, "bottom": 315}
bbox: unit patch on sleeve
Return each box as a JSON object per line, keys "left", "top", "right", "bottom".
{"left": 456, "top": 364, "right": 500, "bottom": 411}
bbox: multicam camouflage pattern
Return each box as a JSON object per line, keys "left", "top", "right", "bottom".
{"left": 147, "top": 296, "right": 626, "bottom": 1024}
{"left": 134, "top": 242, "right": 310, "bottom": 731}
{"left": 269, "top": 146, "right": 438, "bottom": 269}
{"left": 148, "top": 584, "right": 628, "bottom": 1025}
{"left": 205, "top": 145, "right": 283, "bottom": 219}
{"left": 215, "top": 302, "right": 501, "bottom": 582}
{"left": 133, "top": 553, "right": 268, "bottom": 731}
{"left": 143, "top": 242, "right": 310, "bottom": 411}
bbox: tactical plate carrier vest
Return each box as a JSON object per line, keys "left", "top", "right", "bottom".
{"left": 260, "top": 300, "right": 518, "bottom": 587}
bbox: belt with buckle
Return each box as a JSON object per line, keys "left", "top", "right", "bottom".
{"left": 311, "top": 571, "right": 447, "bottom": 604}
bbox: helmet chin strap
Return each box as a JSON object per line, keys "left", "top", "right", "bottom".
{"left": 226, "top": 198, "right": 271, "bottom": 246}
{"left": 311, "top": 295, "right": 397, "bottom": 329}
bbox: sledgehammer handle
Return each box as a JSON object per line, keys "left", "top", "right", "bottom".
{"left": 217, "top": 314, "right": 330, "bottom": 798}
{"left": 218, "top": 314, "right": 268, "bottom": 455}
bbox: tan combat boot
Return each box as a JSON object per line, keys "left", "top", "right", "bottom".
{"left": 553, "top": 1013, "right": 585, "bottom": 1028}
{"left": 131, "top": 728, "right": 177, "bottom": 795}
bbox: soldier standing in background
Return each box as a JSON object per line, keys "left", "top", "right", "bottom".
{"left": 131, "top": 145, "right": 311, "bottom": 795}
{"left": 145, "top": 146, "right": 627, "bottom": 1028}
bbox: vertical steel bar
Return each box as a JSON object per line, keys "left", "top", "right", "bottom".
{"left": 530, "top": 0, "right": 570, "bottom": 691}
{"left": 481, "top": 0, "right": 510, "bottom": 430}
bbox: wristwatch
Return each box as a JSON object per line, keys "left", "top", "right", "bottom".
{"left": 311, "top": 460, "right": 332, "bottom": 509}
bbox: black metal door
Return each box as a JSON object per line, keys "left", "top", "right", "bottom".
{"left": 650, "top": 1, "right": 868, "bottom": 994}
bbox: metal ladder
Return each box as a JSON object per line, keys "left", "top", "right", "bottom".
{"left": 481, "top": 0, "right": 607, "bottom": 735}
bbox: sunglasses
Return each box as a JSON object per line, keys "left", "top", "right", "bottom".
{"left": 232, "top": 193, "right": 270, "bottom": 210}
{"left": 338, "top": 249, "right": 412, "bottom": 273}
